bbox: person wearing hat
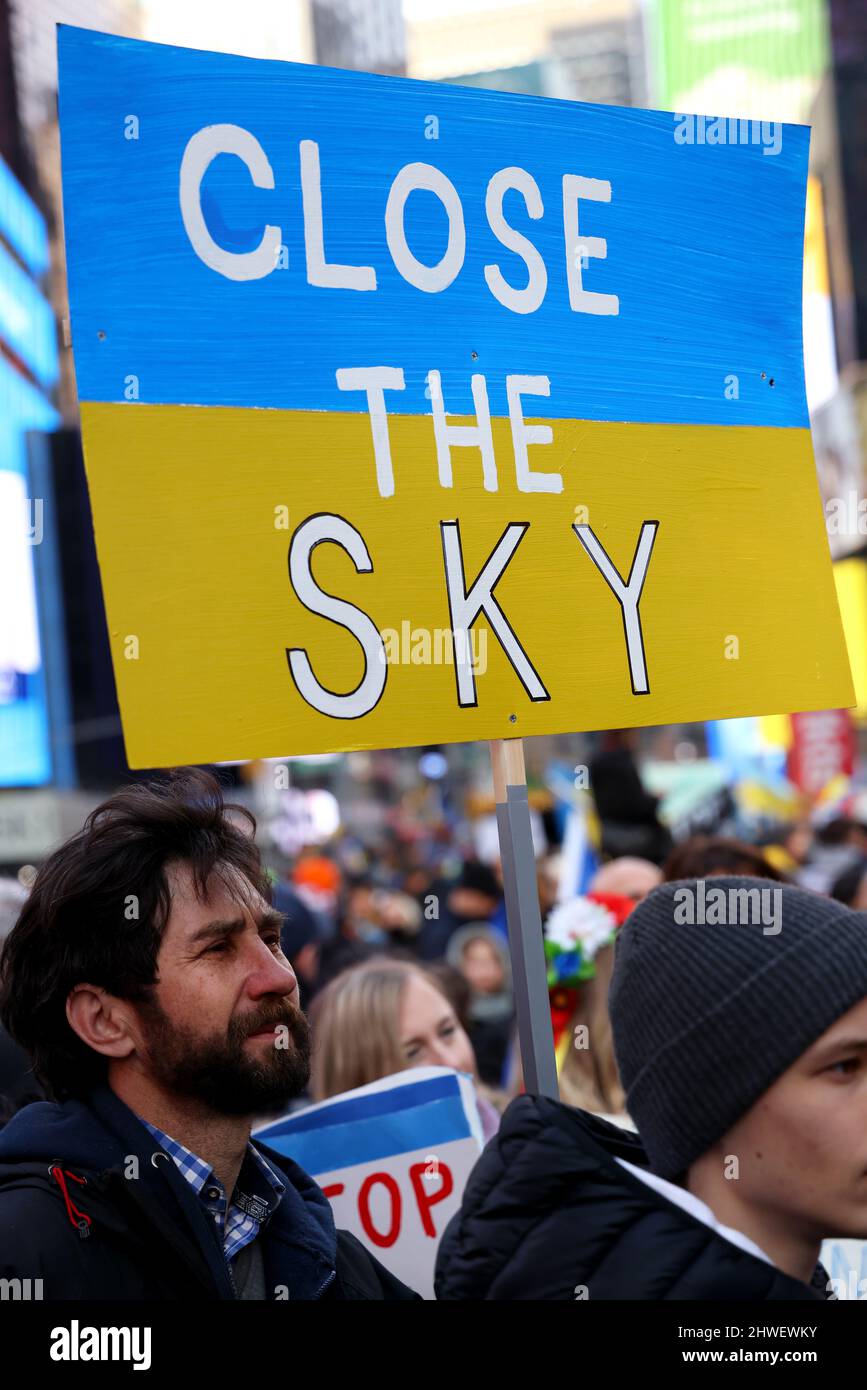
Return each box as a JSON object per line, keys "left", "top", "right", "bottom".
{"left": 416, "top": 859, "right": 504, "bottom": 961}
{"left": 435, "top": 877, "right": 867, "bottom": 1299}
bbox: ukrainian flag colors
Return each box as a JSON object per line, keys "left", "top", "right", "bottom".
{"left": 58, "top": 27, "right": 853, "bottom": 766}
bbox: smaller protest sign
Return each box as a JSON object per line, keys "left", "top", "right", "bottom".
{"left": 788, "top": 709, "right": 856, "bottom": 797}
{"left": 255, "top": 1066, "right": 484, "bottom": 1298}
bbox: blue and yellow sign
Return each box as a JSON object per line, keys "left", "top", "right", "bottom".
{"left": 57, "top": 26, "right": 852, "bottom": 766}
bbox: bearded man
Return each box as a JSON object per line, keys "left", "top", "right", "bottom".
{"left": 0, "top": 769, "right": 417, "bottom": 1301}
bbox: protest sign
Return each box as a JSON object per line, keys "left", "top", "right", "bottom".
{"left": 256, "top": 1067, "right": 484, "bottom": 1298}
{"left": 58, "top": 25, "right": 856, "bottom": 1096}
{"left": 57, "top": 26, "right": 853, "bottom": 770}
{"left": 788, "top": 709, "right": 856, "bottom": 796}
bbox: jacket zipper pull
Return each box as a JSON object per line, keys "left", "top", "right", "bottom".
{"left": 49, "top": 1164, "right": 93, "bottom": 1238}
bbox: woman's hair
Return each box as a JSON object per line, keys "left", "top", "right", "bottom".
{"left": 309, "top": 957, "right": 449, "bottom": 1100}
{"left": 0, "top": 768, "right": 268, "bottom": 1099}
{"left": 557, "top": 942, "right": 626, "bottom": 1116}
{"left": 425, "top": 961, "right": 472, "bottom": 1030}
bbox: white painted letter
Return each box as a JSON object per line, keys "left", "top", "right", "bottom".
{"left": 336, "top": 367, "right": 405, "bottom": 497}
{"left": 386, "top": 164, "right": 465, "bottom": 293}
{"left": 506, "top": 375, "right": 560, "bottom": 493}
{"left": 427, "top": 371, "right": 497, "bottom": 491}
{"left": 562, "top": 175, "right": 619, "bottom": 315}
{"left": 484, "top": 167, "right": 547, "bottom": 314}
{"left": 180, "top": 125, "right": 281, "bottom": 281}
{"left": 573, "top": 521, "right": 658, "bottom": 693}
{"left": 441, "top": 521, "right": 549, "bottom": 707}
{"left": 300, "top": 140, "right": 376, "bottom": 290}
{"left": 287, "top": 515, "right": 387, "bottom": 718}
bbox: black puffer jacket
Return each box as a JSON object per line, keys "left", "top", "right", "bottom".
{"left": 434, "top": 1095, "right": 830, "bottom": 1300}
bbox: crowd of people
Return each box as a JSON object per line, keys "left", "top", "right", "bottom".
{"left": 1, "top": 752, "right": 867, "bottom": 1301}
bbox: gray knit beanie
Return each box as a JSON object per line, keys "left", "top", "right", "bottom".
{"left": 609, "top": 876, "right": 867, "bottom": 1180}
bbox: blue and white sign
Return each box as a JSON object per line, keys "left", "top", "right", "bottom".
{"left": 256, "top": 1066, "right": 484, "bottom": 1297}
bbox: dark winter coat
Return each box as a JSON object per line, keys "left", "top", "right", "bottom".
{"left": 0, "top": 1085, "right": 419, "bottom": 1301}
{"left": 434, "top": 1095, "right": 830, "bottom": 1300}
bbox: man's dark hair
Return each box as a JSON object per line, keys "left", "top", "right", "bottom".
{"left": 662, "top": 835, "right": 786, "bottom": 884}
{"left": 0, "top": 768, "right": 269, "bottom": 1100}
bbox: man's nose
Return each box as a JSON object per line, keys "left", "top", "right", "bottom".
{"left": 246, "top": 939, "right": 299, "bottom": 999}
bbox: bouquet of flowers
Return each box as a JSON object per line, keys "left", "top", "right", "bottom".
{"left": 543, "top": 894, "right": 618, "bottom": 989}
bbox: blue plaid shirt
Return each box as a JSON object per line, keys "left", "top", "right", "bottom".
{"left": 139, "top": 1116, "right": 285, "bottom": 1266}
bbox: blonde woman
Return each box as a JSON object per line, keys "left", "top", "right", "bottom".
{"left": 556, "top": 938, "right": 628, "bottom": 1122}
{"left": 309, "top": 957, "right": 501, "bottom": 1141}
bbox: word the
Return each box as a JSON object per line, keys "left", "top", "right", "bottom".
{"left": 337, "top": 368, "right": 561, "bottom": 499}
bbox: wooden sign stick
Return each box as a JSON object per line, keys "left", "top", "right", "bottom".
{"left": 490, "top": 737, "right": 558, "bottom": 1099}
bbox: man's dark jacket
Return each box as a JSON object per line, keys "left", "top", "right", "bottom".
{"left": 0, "top": 1086, "right": 418, "bottom": 1300}
{"left": 434, "top": 1095, "right": 831, "bottom": 1300}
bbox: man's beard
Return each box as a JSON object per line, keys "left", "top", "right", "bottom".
{"left": 136, "top": 995, "right": 311, "bottom": 1116}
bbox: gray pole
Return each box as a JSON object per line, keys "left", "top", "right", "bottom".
{"left": 491, "top": 738, "right": 558, "bottom": 1099}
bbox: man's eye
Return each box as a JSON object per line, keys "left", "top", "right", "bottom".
{"left": 439, "top": 1025, "right": 456, "bottom": 1039}
{"left": 829, "top": 1058, "right": 859, "bottom": 1077}
{"left": 205, "top": 941, "right": 231, "bottom": 955}
{"left": 264, "top": 935, "right": 283, "bottom": 952}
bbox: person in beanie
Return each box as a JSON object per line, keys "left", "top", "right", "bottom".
{"left": 435, "top": 877, "right": 867, "bottom": 1300}
{"left": 0, "top": 770, "right": 419, "bottom": 1301}
{"left": 416, "top": 860, "right": 503, "bottom": 961}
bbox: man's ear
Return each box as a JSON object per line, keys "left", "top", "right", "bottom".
{"left": 66, "top": 985, "right": 137, "bottom": 1061}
